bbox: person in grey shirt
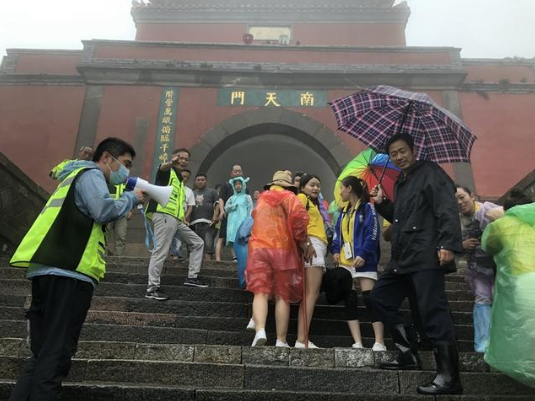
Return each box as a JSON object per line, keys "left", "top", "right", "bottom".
{"left": 191, "top": 173, "right": 220, "bottom": 260}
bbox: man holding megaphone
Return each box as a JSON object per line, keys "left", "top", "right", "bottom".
{"left": 144, "top": 148, "right": 208, "bottom": 301}
{"left": 9, "top": 138, "right": 145, "bottom": 400}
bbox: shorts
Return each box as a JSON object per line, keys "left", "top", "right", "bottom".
{"left": 305, "top": 236, "right": 327, "bottom": 269}
{"left": 340, "top": 264, "right": 378, "bottom": 281}
{"left": 192, "top": 222, "right": 217, "bottom": 255}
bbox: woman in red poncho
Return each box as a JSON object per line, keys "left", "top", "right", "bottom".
{"left": 246, "top": 171, "right": 314, "bottom": 347}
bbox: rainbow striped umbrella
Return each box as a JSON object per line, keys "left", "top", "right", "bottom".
{"left": 334, "top": 148, "right": 401, "bottom": 208}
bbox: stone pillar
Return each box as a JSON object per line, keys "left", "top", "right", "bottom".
{"left": 442, "top": 90, "right": 477, "bottom": 192}
{"left": 74, "top": 85, "right": 103, "bottom": 156}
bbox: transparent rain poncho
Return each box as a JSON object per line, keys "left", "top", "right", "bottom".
{"left": 234, "top": 215, "right": 253, "bottom": 289}
{"left": 481, "top": 202, "right": 535, "bottom": 388}
{"left": 245, "top": 188, "right": 309, "bottom": 303}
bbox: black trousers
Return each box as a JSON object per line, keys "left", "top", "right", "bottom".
{"left": 9, "top": 275, "right": 94, "bottom": 401}
{"left": 370, "top": 269, "right": 456, "bottom": 342}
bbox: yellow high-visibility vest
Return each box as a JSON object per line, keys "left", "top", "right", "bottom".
{"left": 11, "top": 167, "right": 107, "bottom": 282}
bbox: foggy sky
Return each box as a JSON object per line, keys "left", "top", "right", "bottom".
{"left": 1, "top": 0, "right": 534, "bottom": 59}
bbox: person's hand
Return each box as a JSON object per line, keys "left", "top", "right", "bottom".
{"left": 126, "top": 210, "right": 134, "bottom": 220}
{"left": 134, "top": 190, "right": 146, "bottom": 205}
{"left": 352, "top": 256, "right": 365, "bottom": 269}
{"left": 333, "top": 254, "right": 340, "bottom": 266}
{"left": 486, "top": 208, "right": 504, "bottom": 222}
{"left": 437, "top": 249, "right": 454, "bottom": 266}
{"left": 221, "top": 212, "right": 227, "bottom": 220}
{"left": 462, "top": 238, "right": 480, "bottom": 250}
{"left": 370, "top": 185, "right": 384, "bottom": 204}
{"left": 304, "top": 243, "right": 317, "bottom": 264}
{"left": 171, "top": 155, "right": 179, "bottom": 165}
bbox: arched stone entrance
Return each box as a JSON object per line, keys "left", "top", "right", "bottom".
{"left": 188, "top": 108, "right": 353, "bottom": 199}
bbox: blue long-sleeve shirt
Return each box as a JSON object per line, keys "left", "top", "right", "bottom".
{"left": 331, "top": 202, "right": 380, "bottom": 272}
{"left": 27, "top": 161, "right": 139, "bottom": 287}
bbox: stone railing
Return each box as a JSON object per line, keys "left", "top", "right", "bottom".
{"left": 0, "top": 152, "right": 49, "bottom": 256}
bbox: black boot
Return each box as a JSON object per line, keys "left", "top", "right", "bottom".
{"left": 380, "top": 324, "right": 422, "bottom": 370}
{"left": 417, "top": 341, "right": 463, "bottom": 395}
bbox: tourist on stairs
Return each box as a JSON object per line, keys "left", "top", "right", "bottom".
{"left": 332, "top": 176, "right": 386, "bottom": 352}
{"left": 224, "top": 176, "right": 253, "bottom": 246}
{"left": 246, "top": 171, "right": 313, "bottom": 348}
{"left": 295, "top": 174, "right": 327, "bottom": 349}
{"left": 370, "top": 133, "right": 463, "bottom": 395}
{"left": 455, "top": 185, "right": 502, "bottom": 353}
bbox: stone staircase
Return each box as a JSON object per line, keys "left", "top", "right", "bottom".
{"left": 0, "top": 257, "right": 534, "bottom": 401}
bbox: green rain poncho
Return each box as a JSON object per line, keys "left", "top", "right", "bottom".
{"left": 481, "top": 202, "right": 535, "bottom": 388}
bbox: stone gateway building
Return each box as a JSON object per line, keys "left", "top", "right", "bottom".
{"left": 1, "top": 0, "right": 534, "bottom": 199}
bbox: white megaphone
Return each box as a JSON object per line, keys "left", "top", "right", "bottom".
{"left": 125, "top": 177, "right": 173, "bottom": 207}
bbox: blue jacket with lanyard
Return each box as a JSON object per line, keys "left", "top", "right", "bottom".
{"left": 332, "top": 201, "right": 380, "bottom": 272}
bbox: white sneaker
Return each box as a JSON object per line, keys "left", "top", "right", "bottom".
{"left": 352, "top": 342, "right": 364, "bottom": 349}
{"left": 372, "top": 342, "right": 387, "bottom": 352}
{"left": 275, "top": 339, "right": 290, "bottom": 348}
{"left": 246, "top": 318, "right": 256, "bottom": 331}
{"left": 295, "top": 340, "right": 319, "bottom": 349}
{"left": 252, "top": 329, "right": 267, "bottom": 347}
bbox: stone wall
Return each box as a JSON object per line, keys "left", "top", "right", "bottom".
{"left": 0, "top": 152, "right": 48, "bottom": 256}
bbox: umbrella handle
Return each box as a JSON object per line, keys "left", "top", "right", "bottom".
{"left": 398, "top": 101, "right": 414, "bottom": 134}
{"left": 377, "top": 157, "right": 391, "bottom": 199}
{"left": 376, "top": 101, "right": 412, "bottom": 199}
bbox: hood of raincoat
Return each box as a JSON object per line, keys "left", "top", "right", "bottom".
{"left": 229, "top": 176, "right": 249, "bottom": 196}
{"left": 58, "top": 160, "right": 99, "bottom": 182}
{"left": 259, "top": 185, "right": 296, "bottom": 207}
{"left": 474, "top": 201, "right": 503, "bottom": 230}
{"left": 506, "top": 202, "right": 535, "bottom": 226}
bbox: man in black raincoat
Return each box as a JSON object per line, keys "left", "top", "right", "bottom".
{"left": 370, "top": 133, "right": 463, "bottom": 395}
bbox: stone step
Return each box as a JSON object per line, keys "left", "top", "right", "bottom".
{"left": 0, "top": 295, "right": 477, "bottom": 330}
{"left": 0, "top": 307, "right": 473, "bottom": 340}
{"left": 0, "top": 279, "right": 477, "bottom": 302}
{"left": 0, "top": 293, "right": 478, "bottom": 323}
{"left": 0, "top": 338, "right": 489, "bottom": 373}
{"left": 0, "top": 286, "right": 477, "bottom": 323}
{"left": 0, "top": 260, "right": 470, "bottom": 283}
{"left": 0, "top": 356, "right": 533, "bottom": 396}
{"left": 1, "top": 265, "right": 238, "bottom": 279}
{"left": 0, "top": 268, "right": 471, "bottom": 291}
{"left": 2, "top": 381, "right": 533, "bottom": 401}
{"left": 0, "top": 280, "right": 253, "bottom": 303}
{"left": 0, "top": 306, "right": 476, "bottom": 340}
{"left": 87, "top": 297, "right": 476, "bottom": 324}
{"left": 0, "top": 320, "right": 477, "bottom": 351}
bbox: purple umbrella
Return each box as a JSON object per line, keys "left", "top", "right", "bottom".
{"left": 329, "top": 85, "right": 477, "bottom": 164}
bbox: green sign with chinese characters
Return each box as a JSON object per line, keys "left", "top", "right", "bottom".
{"left": 217, "top": 89, "right": 327, "bottom": 107}
{"left": 151, "top": 87, "right": 179, "bottom": 181}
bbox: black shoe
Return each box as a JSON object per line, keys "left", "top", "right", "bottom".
{"left": 417, "top": 341, "right": 463, "bottom": 395}
{"left": 145, "top": 289, "right": 169, "bottom": 301}
{"left": 380, "top": 324, "right": 422, "bottom": 370}
{"left": 184, "top": 277, "right": 209, "bottom": 288}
